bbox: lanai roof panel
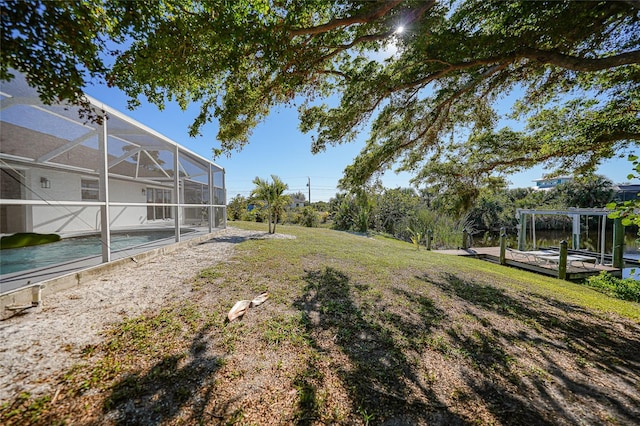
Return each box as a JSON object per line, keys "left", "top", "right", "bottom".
{"left": 1, "top": 70, "right": 224, "bottom": 182}
{"left": 1, "top": 104, "right": 95, "bottom": 141}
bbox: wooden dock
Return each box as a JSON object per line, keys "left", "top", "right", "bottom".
{"left": 435, "top": 246, "right": 622, "bottom": 280}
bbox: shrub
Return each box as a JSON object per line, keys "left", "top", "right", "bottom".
{"left": 301, "top": 206, "right": 319, "bottom": 227}
{"left": 397, "top": 209, "right": 466, "bottom": 249}
{"left": 283, "top": 209, "right": 302, "bottom": 225}
{"left": 241, "top": 208, "right": 266, "bottom": 223}
{"left": 227, "top": 195, "right": 248, "bottom": 220}
{"left": 585, "top": 271, "right": 640, "bottom": 302}
{"left": 406, "top": 227, "right": 423, "bottom": 250}
{"left": 318, "top": 211, "right": 330, "bottom": 224}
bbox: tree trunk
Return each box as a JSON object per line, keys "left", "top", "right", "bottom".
{"left": 272, "top": 211, "right": 278, "bottom": 234}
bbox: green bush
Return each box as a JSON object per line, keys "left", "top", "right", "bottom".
{"left": 241, "top": 208, "right": 266, "bottom": 223}
{"left": 227, "top": 195, "right": 248, "bottom": 220}
{"left": 398, "top": 209, "right": 466, "bottom": 249}
{"left": 301, "top": 206, "right": 319, "bottom": 228}
{"left": 283, "top": 209, "right": 302, "bottom": 225}
{"left": 585, "top": 271, "right": 640, "bottom": 302}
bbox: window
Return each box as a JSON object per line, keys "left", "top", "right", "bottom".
{"left": 81, "top": 179, "right": 99, "bottom": 200}
{"left": 1, "top": 168, "right": 24, "bottom": 199}
{"left": 146, "top": 188, "right": 172, "bottom": 220}
{"left": 1, "top": 168, "right": 25, "bottom": 233}
{"left": 163, "top": 189, "right": 171, "bottom": 218}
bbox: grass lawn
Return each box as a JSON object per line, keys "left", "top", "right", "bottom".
{"left": 4, "top": 221, "right": 639, "bottom": 425}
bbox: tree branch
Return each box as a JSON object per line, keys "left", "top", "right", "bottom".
{"left": 475, "top": 131, "right": 640, "bottom": 175}
{"left": 593, "top": 131, "right": 640, "bottom": 143}
{"left": 287, "top": 0, "right": 435, "bottom": 71}
{"left": 475, "top": 152, "right": 558, "bottom": 175}
{"left": 519, "top": 48, "right": 640, "bottom": 72}
{"left": 388, "top": 45, "right": 638, "bottom": 96}
{"left": 396, "top": 55, "right": 517, "bottom": 92}
{"left": 289, "top": 0, "right": 405, "bottom": 37}
{"left": 316, "top": 69, "right": 350, "bottom": 81}
{"left": 402, "top": 63, "right": 505, "bottom": 153}
{"left": 308, "top": 30, "right": 394, "bottom": 66}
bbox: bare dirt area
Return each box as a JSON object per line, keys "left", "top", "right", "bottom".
{"left": 0, "top": 227, "right": 291, "bottom": 403}
{"left": 1, "top": 225, "right": 639, "bottom": 425}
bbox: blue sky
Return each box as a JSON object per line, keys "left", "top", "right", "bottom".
{"left": 84, "top": 82, "right": 637, "bottom": 202}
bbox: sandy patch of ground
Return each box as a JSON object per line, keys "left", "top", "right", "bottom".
{"left": 0, "top": 227, "right": 294, "bottom": 403}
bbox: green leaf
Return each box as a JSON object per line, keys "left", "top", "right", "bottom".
{"left": 605, "top": 202, "right": 617, "bottom": 210}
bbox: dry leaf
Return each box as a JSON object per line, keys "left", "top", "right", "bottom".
{"left": 227, "top": 292, "right": 269, "bottom": 322}
{"left": 227, "top": 300, "right": 251, "bottom": 322}
{"left": 250, "top": 292, "right": 269, "bottom": 308}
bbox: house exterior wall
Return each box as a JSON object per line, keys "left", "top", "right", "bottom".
{"left": 108, "top": 180, "right": 153, "bottom": 229}
{"left": 30, "top": 165, "right": 103, "bottom": 233}
{"left": 613, "top": 184, "right": 640, "bottom": 202}
{"left": 289, "top": 197, "right": 305, "bottom": 208}
{"left": 1, "top": 166, "right": 27, "bottom": 232}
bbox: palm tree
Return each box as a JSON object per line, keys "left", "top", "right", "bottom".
{"left": 272, "top": 176, "right": 291, "bottom": 233}
{"left": 251, "top": 177, "right": 273, "bottom": 233}
{"left": 251, "top": 175, "right": 290, "bottom": 234}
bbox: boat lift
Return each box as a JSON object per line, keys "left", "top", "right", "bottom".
{"left": 515, "top": 208, "right": 625, "bottom": 267}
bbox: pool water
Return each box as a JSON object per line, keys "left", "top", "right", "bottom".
{"left": 0, "top": 230, "right": 190, "bottom": 275}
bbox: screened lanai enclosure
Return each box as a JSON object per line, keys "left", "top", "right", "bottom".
{"left": 0, "top": 72, "right": 226, "bottom": 265}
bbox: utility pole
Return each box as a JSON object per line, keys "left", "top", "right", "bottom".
{"left": 306, "top": 177, "right": 311, "bottom": 205}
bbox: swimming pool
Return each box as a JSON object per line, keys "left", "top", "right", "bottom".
{"left": 0, "top": 230, "right": 193, "bottom": 275}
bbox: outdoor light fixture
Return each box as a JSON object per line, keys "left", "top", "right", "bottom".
{"left": 141, "top": 188, "right": 146, "bottom": 195}
{"left": 40, "top": 177, "right": 50, "bottom": 189}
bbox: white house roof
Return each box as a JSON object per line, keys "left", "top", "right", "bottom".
{"left": 531, "top": 176, "right": 573, "bottom": 183}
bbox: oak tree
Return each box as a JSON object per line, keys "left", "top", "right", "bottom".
{"left": 3, "top": 0, "right": 639, "bottom": 192}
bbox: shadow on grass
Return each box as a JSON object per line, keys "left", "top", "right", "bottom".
{"left": 201, "top": 230, "right": 292, "bottom": 246}
{"left": 421, "top": 272, "right": 640, "bottom": 425}
{"left": 200, "top": 234, "right": 257, "bottom": 245}
{"left": 294, "top": 267, "right": 466, "bottom": 425}
{"left": 103, "top": 326, "right": 226, "bottom": 425}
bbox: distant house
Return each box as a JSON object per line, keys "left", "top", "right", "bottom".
{"left": 290, "top": 197, "right": 306, "bottom": 209}
{"left": 613, "top": 184, "right": 640, "bottom": 202}
{"left": 532, "top": 176, "right": 573, "bottom": 190}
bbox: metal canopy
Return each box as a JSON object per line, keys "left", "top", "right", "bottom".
{"left": 516, "top": 208, "right": 612, "bottom": 264}
{"left": 516, "top": 208, "right": 612, "bottom": 217}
